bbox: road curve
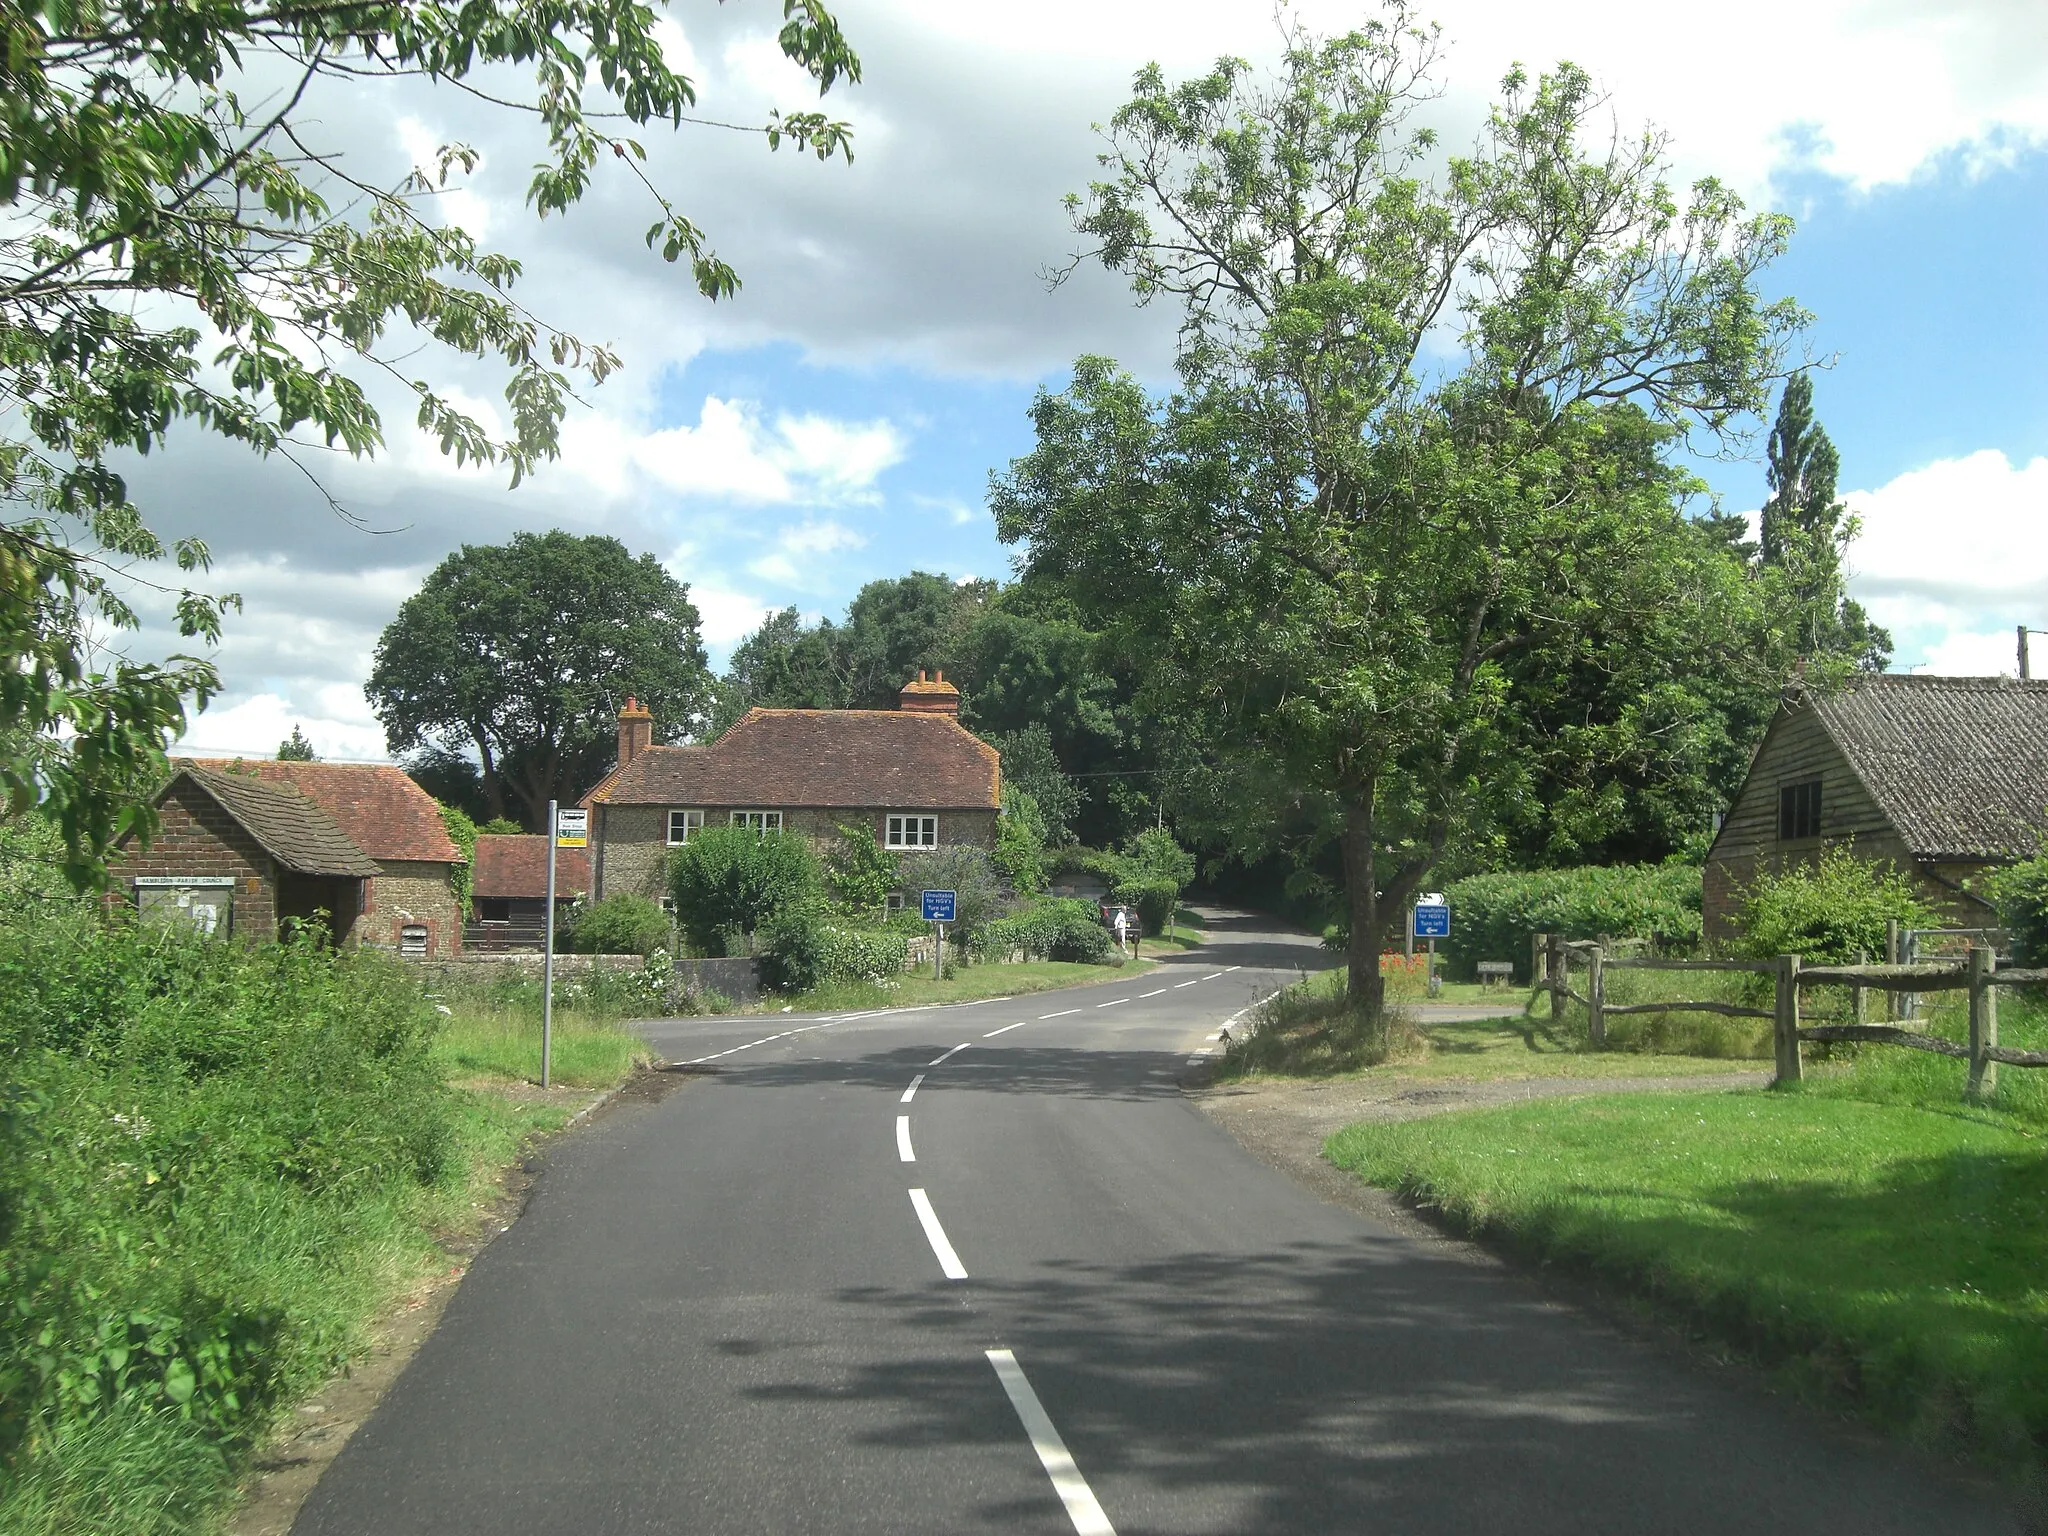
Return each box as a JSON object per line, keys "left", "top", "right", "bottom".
{"left": 293, "top": 911, "right": 2016, "bottom": 1534}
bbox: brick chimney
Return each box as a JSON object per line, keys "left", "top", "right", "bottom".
{"left": 898, "top": 668, "right": 960, "bottom": 716}
{"left": 617, "top": 696, "right": 653, "bottom": 766}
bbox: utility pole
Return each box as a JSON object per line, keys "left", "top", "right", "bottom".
{"left": 2021, "top": 625, "right": 2031, "bottom": 681}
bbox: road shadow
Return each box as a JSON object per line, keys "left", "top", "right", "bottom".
{"left": 698, "top": 1043, "right": 1197, "bottom": 1103}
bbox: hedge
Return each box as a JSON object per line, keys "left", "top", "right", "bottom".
{"left": 971, "top": 898, "right": 1113, "bottom": 964}
{"left": 1440, "top": 864, "right": 1703, "bottom": 982}
{"left": 757, "top": 913, "right": 910, "bottom": 992}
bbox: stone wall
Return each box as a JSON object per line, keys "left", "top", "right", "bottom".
{"left": 363, "top": 860, "right": 463, "bottom": 957}
{"left": 107, "top": 781, "right": 277, "bottom": 940}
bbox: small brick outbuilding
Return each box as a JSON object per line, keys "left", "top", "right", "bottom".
{"left": 109, "top": 759, "right": 466, "bottom": 955}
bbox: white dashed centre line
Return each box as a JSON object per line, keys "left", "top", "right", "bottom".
{"left": 1202, "top": 972, "right": 1224, "bottom": 980}
{"left": 1171, "top": 981, "right": 1199, "bottom": 990}
{"left": 1138, "top": 989, "right": 1166, "bottom": 998}
{"left": 1039, "top": 1008, "right": 1080, "bottom": 1020}
{"left": 908, "top": 1189, "right": 968, "bottom": 1279}
{"left": 1095, "top": 997, "right": 1127, "bottom": 1008}
{"left": 900, "top": 1074, "right": 924, "bottom": 1104}
{"left": 897, "top": 1116, "right": 915, "bottom": 1163}
{"left": 983, "top": 1021, "right": 1029, "bottom": 1038}
{"left": 929, "top": 1043, "right": 970, "bottom": 1067}
{"left": 1225, "top": 966, "right": 1242, "bottom": 972}
{"left": 986, "top": 1349, "right": 1117, "bottom": 1535}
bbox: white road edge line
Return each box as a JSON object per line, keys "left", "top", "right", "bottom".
{"left": 929, "top": 1043, "right": 970, "bottom": 1067}
{"left": 1095, "top": 997, "right": 1128, "bottom": 1008}
{"left": 1039, "top": 1008, "right": 1081, "bottom": 1020}
{"left": 1225, "top": 965, "right": 1242, "bottom": 972}
{"left": 986, "top": 1349, "right": 1117, "bottom": 1536}
{"left": 1138, "top": 989, "right": 1166, "bottom": 998}
{"left": 984, "top": 1021, "right": 1029, "bottom": 1038}
{"left": 901, "top": 1074, "right": 924, "bottom": 1104}
{"left": 897, "top": 1115, "right": 915, "bottom": 1163}
{"left": 908, "top": 1188, "right": 967, "bottom": 1279}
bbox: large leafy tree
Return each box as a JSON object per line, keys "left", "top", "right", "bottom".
{"left": 367, "top": 531, "right": 711, "bottom": 828}
{"left": 999, "top": 12, "right": 1806, "bottom": 1011}
{"left": 2, "top": 0, "right": 859, "bottom": 880}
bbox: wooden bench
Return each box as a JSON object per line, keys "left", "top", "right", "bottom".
{"left": 1476, "top": 961, "right": 1515, "bottom": 989}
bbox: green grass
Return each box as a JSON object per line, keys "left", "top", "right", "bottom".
{"left": 1139, "top": 930, "right": 1205, "bottom": 954}
{"left": 433, "top": 1005, "right": 653, "bottom": 1088}
{"left": 780, "top": 956, "right": 1154, "bottom": 1013}
{"left": 1326, "top": 1027, "right": 2048, "bottom": 1472}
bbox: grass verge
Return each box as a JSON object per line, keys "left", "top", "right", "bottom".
{"left": 433, "top": 1005, "right": 653, "bottom": 1088}
{"left": 781, "top": 956, "right": 1154, "bottom": 1013}
{"left": 1325, "top": 1022, "right": 2048, "bottom": 1475}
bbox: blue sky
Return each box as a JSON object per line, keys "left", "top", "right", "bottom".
{"left": 134, "top": 0, "right": 2048, "bottom": 759}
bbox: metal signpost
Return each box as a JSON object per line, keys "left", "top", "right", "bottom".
{"left": 921, "top": 889, "right": 957, "bottom": 980}
{"left": 540, "top": 801, "right": 583, "bottom": 1089}
{"left": 1412, "top": 895, "right": 1450, "bottom": 999}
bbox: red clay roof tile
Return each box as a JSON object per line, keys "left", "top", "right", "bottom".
{"left": 178, "top": 759, "right": 461, "bottom": 864}
{"left": 472, "top": 835, "right": 591, "bottom": 899}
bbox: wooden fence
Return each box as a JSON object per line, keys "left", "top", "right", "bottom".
{"left": 1537, "top": 933, "right": 2048, "bottom": 1102}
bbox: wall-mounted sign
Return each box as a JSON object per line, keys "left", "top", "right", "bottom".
{"left": 135, "top": 875, "right": 236, "bottom": 887}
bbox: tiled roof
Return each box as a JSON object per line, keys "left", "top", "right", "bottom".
{"left": 173, "top": 767, "right": 381, "bottom": 877}
{"left": 472, "top": 835, "right": 590, "bottom": 899}
{"left": 1805, "top": 674, "right": 2048, "bottom": 860}
{"left": 177, "top": 759, "right": 461, "bottom": 864}
{"left": 584, "top": 708, "right": 1001, "bottom": 811}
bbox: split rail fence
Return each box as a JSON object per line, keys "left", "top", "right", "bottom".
{"left": 1535, "top": 932, "right": 2048, "bottom": 1101}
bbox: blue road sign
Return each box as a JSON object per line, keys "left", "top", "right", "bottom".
{"left": 1412, "top": 903, "right": 1450, "bottom": 939}
{"left": 921, "top": 889, "right": 957, "bottom": 923}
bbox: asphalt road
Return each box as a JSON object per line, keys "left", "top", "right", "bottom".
{"left": 295, "top": 912, "right": 2018, "bottom": 1534}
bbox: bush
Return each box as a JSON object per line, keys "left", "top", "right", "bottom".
{"left": 758, "top": 911, "right": 910, "bottom": 992}
{"left": 1113, "top": 877, "right": 1178, "bottom": 936}
{"left": 1440, "top": 864, "right": 1704, "bottom": 982}
{"left": 993, "top": 786, "right": 1049, "bottom": 895}
{"left": 1221, "top": 968, "right": 1420, "bottom": 1076}
{"left": 897, "top": 845, "right": 1004, "bottom": 936}
{"left": 972, "top": 898, "right": 1114, "bottom": 964}
{"left": 568, "top": 893, "right": 670, "bottom": 956}
{"left": 667, "top": 825, "right": 822, "bottom": 955}
{"left": 0, "top": 916, "right": 457, "bottom": 1507}
{"left": 1978, "top": 852, "right": 2048, "bottom": 966}
{"left": 825, "top": 823, "right": 899, "bottom": 918}
{"left": 1734, "top": 846, "right": 1937, "bottom": 965}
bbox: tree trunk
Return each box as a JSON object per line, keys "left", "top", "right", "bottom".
{"left": 1340, "top": 799, "right": 1386, "bottom": 1017}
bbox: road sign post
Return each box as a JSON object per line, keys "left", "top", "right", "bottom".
{"left": 1413, "top": 896, "right": 1450, "bottom": 999}
{"left": 921, "top": 890, "right": 957, "bottom": 981}
{"left": 543, "top": 799, "right": 559, "bottom": 1088}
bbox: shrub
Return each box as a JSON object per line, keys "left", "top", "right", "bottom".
{"left": 667, "top": 825, "right": 822, "bottom": 955}
{"left": 1440, "top": 864, "right": 1703, "bottom": 982}
{"left": 825, "top": 823, "right": 900, "bottom": 918}
{"left": 993, "top": 786, "right": 1049, "bottom": 895}
{"left": 758, "top": 912, "right": 910, "bottom": 992}
{"left": 897, "top": 845, "right": 1004, "bottom": 936}
{"left": 438, "top": 803, "right": 480, "bottom": 918}
{"left": 1112, "top": 876, "right": 1178, "bottom": 936}
{"left": 1978, "top": 852, "right": 2048, "bottom": 966}
{"left": 972, "top": 898, "right": 1114, "bottom": 964}
{"left": 569, "top": 894, "right": 670, "bottom": 956}
{"left": 1734, "top": 846, "right": 1937, "bottom": 964}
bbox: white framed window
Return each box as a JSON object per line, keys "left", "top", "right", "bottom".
{"left": 886, "top": 814, "right": 938, "bottom": 849}
{"left": 667, "top": 808, "right": 703, "bottom": 845}
{"left": 885, "top": 892, "right": 906, "bottom": 914}
{"left": 730, "top": 810, "right": 783, "bottom": 833}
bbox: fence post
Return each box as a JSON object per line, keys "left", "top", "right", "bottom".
{"left": 1531, "top": 931, "right": 1544, "bottom": 990}
{"left": 1885, "top": 918, "right": 1901, "bottom": 1021}
{"left": 1546, "top": 932, "right": 1565, "bottom": 1022}
{"left": 1851, "top": 949, "right": 1867, "bottom": 1028}
{"left": 1773, "top": 953, "right": 1802, "bottom": 1085}
{"left": 1587, "top": 943, "right": 1606, "bottom": 1050}
{"left": 1967, "top": 944, "right": 1999, "bottom": 1102}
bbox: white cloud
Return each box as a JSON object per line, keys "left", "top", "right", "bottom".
{"left": 1841, "top": 448, "right": 2048, "bottom": 670}
{"left": 686, "top": 581, "right": 779, "bottom": 649}
{"left": 174, "top": 691, "right": 392, "bottom": 762}
{"left": 777, "top": 519, "right": 866, "bottom": 555}
{"left": 631, "top": 397, "right": 906, "bottom": 502}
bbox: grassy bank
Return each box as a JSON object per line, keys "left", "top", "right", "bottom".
{"left": 1325, "top": 1002, "right": 2048, "bottom": 1473}
{"left": 781, "top": 955, "right": 1153, "bottom": 1013}
{"left": 0, "top": 918, "right": 643, "bottom": 1535}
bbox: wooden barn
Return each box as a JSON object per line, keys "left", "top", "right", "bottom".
{"left": 1702, "top": 674, "right": 2048, "bottom": 942}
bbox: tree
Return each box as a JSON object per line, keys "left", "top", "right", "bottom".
{"left": 367, "top": 531, "right": 711, "bottom": 828}
{"left": 1757, "top": 375, "right": 1892, "bottom": 672}
{"left": 825, "top": 822, "right": 900, "bottom": 918}
{"left": 1001, "top": 13, "right": 1805, "bottom": 1012}
{"left": 3, "top": 0, "right": 861, "bottom": 882}
{"left": 668, "top": 824, "right": 822, "bottom": 955}
{"left": 277, "top": 725, "right": 317, "bottom": 761}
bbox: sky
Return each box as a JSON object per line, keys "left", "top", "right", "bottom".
{"left": 117, "top": 0, "right": 2048, "bottom": 760}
